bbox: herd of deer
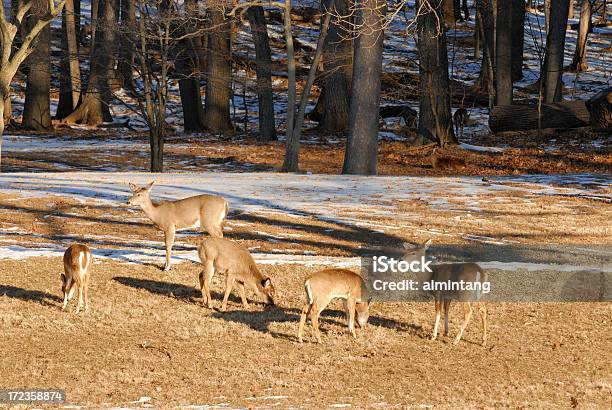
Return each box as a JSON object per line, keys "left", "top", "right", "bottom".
{"left": 59, "top": 181, "right": 488, "bottom": 346}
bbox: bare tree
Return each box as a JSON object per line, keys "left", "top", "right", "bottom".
{"left": 542, "top": 0, "right": 570, "bottom": 103}
{"left": 417, "top": 0, "right": 457, "bottom": 146}
{"left": 247, "top": 6, "right": 277, "bottom": 141}
{"left": 22, "top": 0, "right": 52, "bottom": 130}
{"left": 496, "top": 0, "right": 513, "bottom": 105}
{"left": 342, "top": 0, "right": 386, "bottom": 175}
{"left": 569, "top": 0, "right": 593, "bottom": 72}
{"left": 56, "top": 0, "right": 81, "bottom": 118}
{"left": 0, "top": 0, "right": 65, "bottom": 169}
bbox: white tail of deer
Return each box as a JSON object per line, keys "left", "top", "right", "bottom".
{"left": 402, "top": 240, "right": 488, "bottom": 346}
{"left": 127, "top": 181, "right": 228, "bottom": 271}
{"left": 198, "top": 238, "right": 275, "bottom": 311}
{"left": 61, "top": 244, "right": 93, "bottom": 313}
{"left": 297, "top": 269, "right": 370, "bottom": 343}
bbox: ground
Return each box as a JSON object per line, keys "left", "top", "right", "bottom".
{"left": 1, "top": 258, "right": 611, "bottom": 408}
{"left": 0, "top": 171, "right": 610, "bottom": 408}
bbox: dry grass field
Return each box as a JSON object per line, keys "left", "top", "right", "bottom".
{"left": 1, "top": 257, "right": 611, "bottom": 408}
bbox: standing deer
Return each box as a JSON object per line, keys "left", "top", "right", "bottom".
{"left": 60, "top": 244, "right": 93, "bottom": 313}
{"left": 198, "top": 238, "right": 275, "bottom": 311}
{"left": 453, "top": 107, "right": 470, "bottom": 138}
{"left": 127, "top": 181, "right": 228, "bottom": 271}
{"left": 402, "top": 240, "right": 488, "bottom": 346}
{"left": 297, "top": 269, "right": 370, "bottom": 343}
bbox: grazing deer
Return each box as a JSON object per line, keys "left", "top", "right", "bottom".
{"left": 198, "top": 238, "right": 275, "bottom": 311}
{"left": 453, "top": 108, "right": 469, "bottom": 138}
{"left": 60, "top": 244, "right": 93, "bottom": 313}
{"left": 402, "top": 240, "right": 488, "bottom": 346}
{"left": 431, "top": 147, "right": 467, "bottom": 171}
{"left": 127, "top": 181, "right": 228, "bottom": 271}
{"left": 297, "top": 269, "right": 370, "bottom": 343}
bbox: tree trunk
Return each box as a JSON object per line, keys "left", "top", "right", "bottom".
{"left": 0, "top": 86, "right": 6, "bottom": 171}
{"left": 569, "top": 0, "right": 591, "bottom": 72}
{"left": 204, "top": 6, "right": 233, "bottom": 133}
{"left": 496, "top": 0, "right": 513, "bottom": 105}
{"left": 313, "top": 0, "right": 352, "bottom": 133}
{"left": 117, "top": 0, "right": 136, "bottom": 87}
{"left": 90, "top": 0, "right": 99, "bottom": 49}
{"left": 247, "top": 6, "right": 277, "bottom": 141}
{"left": 281, "top": 0, "right": 298, "bottom": 171}
{"left": 22, "top": 0, "right": 51, "bottom": 130}
{"left": 489, "top": 101, "right": 590, "bottom": 132}
{"left": 511, "top": 0, "right": 525, "bottom": 81}
{"left": 56, "top": 0, "right": 81, "bottom": 119}
{"left": 63, "top": 0, "right": 116, "bottom": 125}
{"left": 342, "top": 0, "right": 385, "bottom": 175}
{"left": 417, "top": 0, "right": 457, "bottom": 146}
{"left": 476, "top": 0, "right": 495, "bottom": 100}
{"left": 443, "top": 0, "right": 457, "bottom": 24}
{"left": 569, "top": 0, "right": 574, "bottom": 19}
{"left": 542, "top": 0, "right": 570, "bottom": 103}
{"left": 150, "top": 127, "right": 164, "bottom": 172}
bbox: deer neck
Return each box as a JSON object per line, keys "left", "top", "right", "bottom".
{"left": 139, "top": 195, "right": 163, "bottom": 225}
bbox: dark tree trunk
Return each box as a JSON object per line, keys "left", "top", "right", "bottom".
{"left": 443, "top": 0, "right": 457, "bottom": 24}
{"left": 542, "top": 0, "right": 570, "bottom": 103}
{"left": 511, "top": 0, "right": 525, "bottom": 81}
{"left": 569, "top": 0, "right": 592, "bottom": 72}
{"left": 495, "top": 0, "right": 513, "bottom": 105}
{"left": 489, "top": 101, "right": 590, "bottom": 132}
{"left": 56, "top": 0, "right": 81, "bottom": 119}
{"left": 63, "top": 0, "right": 116, "bottom": 125}
{"left": 476, "top": 0, "right": 495, "bottom": 100}
{"left": 247, "top": 6, "right": 277, "bottom": 141}
{"left": 117, "top": 0, "right": 136, "bottom": 87}
{"left": 342, "top": 0, "right": 385, "bottom": 175}
{"left": 90, "top": 0, "right": 99, "bottom": 49}
{"left": 177, "top": 0, "right": 205, "bottom": 132}
{"left": 204, "top": 6, "right": 233, "bottom": 133}
{"left": 22, "top": 0, "right": 51, "bottom": 130}
{"left": 313, "top": 0, "right": 352, "bottom": 133}
{"left": 150, "top": 127, "right": 164, "bottom": 172}
{"left": 417, "top": 0, "right": 457, "bottom": 146}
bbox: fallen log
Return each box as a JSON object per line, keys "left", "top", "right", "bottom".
{"left": 586, "top": 87, "right": 612, "bottom": 129}
{"left": 489, "top": 101, "right": 590, "bottom": 133}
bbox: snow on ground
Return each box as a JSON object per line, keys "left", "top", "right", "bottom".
{"left": 0, "top": 171, "right": 609, "bottom": 270}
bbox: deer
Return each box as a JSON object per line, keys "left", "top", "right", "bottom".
{"left": 297, "top": 269, "right": 370, "bottom": 343}
{"left": 401, "top": 240, "right": 488, "bottom": 346}
{"left": 127, "top": 181, "right": 229, "bottom": 271}
{"left": 198, "top": 237, "right": 275, "bottom": 311}
{"left": 431, "top": 147, "right": 467, "bottom": 171}
{"left": 60, "top": 244, "right": 93, "bottom": 314}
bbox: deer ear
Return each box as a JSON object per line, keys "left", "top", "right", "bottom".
{"left": 146, "top": 181, "right": 155, "bottom": 190}
{"left": 60, "top": 273, "right": 66, "bottom": 282}
{"left": 262, "top": 278, "right": 271, "bottom": 288}
{"left": 129, "top": 183, "right": 137, "bottom": 191}
{"left": 423, "top": 239, "right": 433, "bottom": 249}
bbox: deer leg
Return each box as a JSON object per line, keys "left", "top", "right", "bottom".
{"left": 454, "top": 302, "right": 473, "bottom": 345}
{"left": 431, "top": 299, "right": 441, "bottom": 340}
{"left": 443, "top": 300, "right": 451, "bottom": 336}
{"left": 238, "top": 282, "right": 249, "bottom": 309}
{"left": 202, "top": 262, "right": 215, "bottom": 309}
{"left": 311, "top": 303, "right": 322, "bottom": 343}
{"left": 83, "top": 276, "right": 89, "bottom": 313}
{"left": 221, "top": 274, "right": 235, "bottom": 312}
{"left": 163, "top": 227, "right": 175, "bottom": 271}
{"left": 479, "top": 302, "right": 488, "bottom": 346}
{"left": 346, "top": 298, "right": 357, "bottom": 338}
{"left": 297, "top": 303, "right": 312, "bottom": 343}
{"left": 75, "top": 284, "right": 83, "bottom": 314}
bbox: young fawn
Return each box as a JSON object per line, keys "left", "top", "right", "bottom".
{"left": 431, "top": 147, "right": 466, "bottom": 171}
{"left": 453, "top": 108, "right": 469, "bottom": 137}
{"left": 127, "top": 181, "right": 228, "bottom": 271}
{"left": 297, "top": 269, "right": 370, "bottom": 343}
{"left": 60, "top": 244, "right": 93, "bottom": 313}
{"left": 198, "top": 238, "right": 275, "bottom": 311}
{"left": 402, "top": 240, "right": 488, "bottom": 346}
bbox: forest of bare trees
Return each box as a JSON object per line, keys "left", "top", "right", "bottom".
{"left": 0, "top": 0, "right": 610, "bottom": 172}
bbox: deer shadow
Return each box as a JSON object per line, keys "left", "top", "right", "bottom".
{"left": 0, "top": 285, "right": 62, "bottom": 306}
